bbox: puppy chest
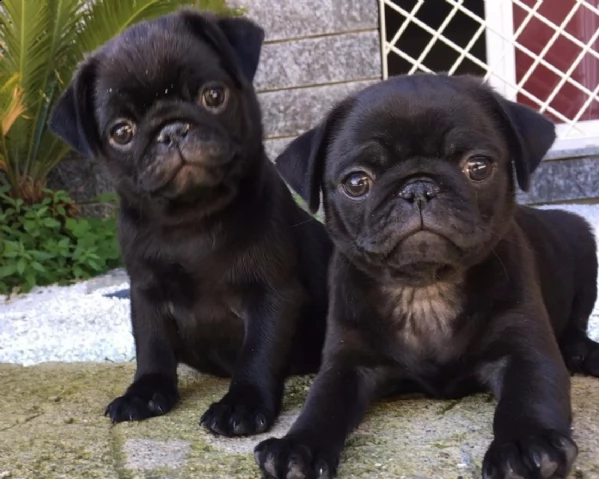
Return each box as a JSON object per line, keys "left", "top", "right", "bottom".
{"left": 147, "top": 260, "right": 246, "bottom": 333}
{"left": 382, "top": 283, "right": 464, "bottom": 358}
{"left": 166, "top": 283, "right": 243, "bottom": 328}
{"left": 167, "top": 294, "right": 246, "bottom": 373}
{"left": 170, "top": 288, "right": 244, "bottom": 325}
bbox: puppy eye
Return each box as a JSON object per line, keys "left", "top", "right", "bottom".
{"left": 200, "top": 83, "right": 229, "bottom": 113}
{"left": 109, "top": 120, "right": 136, "bottom": 146}
{"left": 464, "top": 157, "right": 494, "bottom": 182}
{"left": 341, "top": 172, "right": 372, "bottom": 198}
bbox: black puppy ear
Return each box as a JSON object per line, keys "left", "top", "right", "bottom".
{"left": 276, "top": 100, "right": 352, "bottom": 213}
{"left": 49, "top": 59, "right": 100, "bottom": 158}
{"left": 493, "top": 96, "right": 555, "bottom": 191}
{"left": 215, "top": 17, "right": 265, "bottom": 83}
{"left": 179, "top": 10, "right": 264, "bottom": 84}
{"left": 276, "top": 123, "right": 328, "bottom": 214}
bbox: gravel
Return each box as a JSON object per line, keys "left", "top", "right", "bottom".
{"left": 1, "top": 205, "right": 599, "bottom": 366}
{"left": 0, "top": 276, "right": 133, "bottom": 365}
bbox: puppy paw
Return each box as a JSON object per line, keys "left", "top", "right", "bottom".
{"left": 483, "top": 431, "right": 577, "bottom": 479}
{"left": 254, "top": 437, "right": 337, "bottom": 479}
{"left": 562, "top": 333, "right": 599, "bottom": 377}
{"left": 105, "top": 374, "right": 178, "bottom": 423}
{"left": 200, "top": 387, "right": 274, "bottom": 436}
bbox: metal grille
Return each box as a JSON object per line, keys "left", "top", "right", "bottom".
{"left": 379, "top": 0, "right": 599, "bottom": 152}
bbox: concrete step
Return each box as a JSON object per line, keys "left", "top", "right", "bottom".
{"left": 1, "top": 362, "right": 598, "bottom": 479}
{"left": 519, "top": 152, "right": 599, "bottom": 206}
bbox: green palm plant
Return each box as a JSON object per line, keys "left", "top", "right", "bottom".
{"left": 0, "top": 0, "right": 241, "bottom": 203}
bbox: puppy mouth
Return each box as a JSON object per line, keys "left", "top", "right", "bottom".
{"left": 139, "top": 141, "right": 236, "bottom": 196}
{"left": 154, "top": 161, "right": 195, "bottom": 191}
{"left": 355, "top": 228, "right": 462, "bottom": 281}
{"left": 357, "top": 222, "right": 456, "bottom": 258}
{"left": 145, "top": 154, "right": 187, "bottom": 190}
{"left": 399, "top": 227, "right": 453, "bottom": 246}
{"left": 385, "top": 233, "right": 460, "bottom": 282}
{"left": 386, "top": 230, "right": 458, "bottom": 262}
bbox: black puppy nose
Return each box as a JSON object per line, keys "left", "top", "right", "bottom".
{"left": 156, "top": 122, "right": 190, "bottom": 146}
{"left": 398, "top": 178, "right": 440, "bottom": 204}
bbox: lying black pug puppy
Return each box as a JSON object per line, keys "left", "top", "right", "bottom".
{"left": 255, "top": 74, "right": 599, "bottom": 478}
{"left": 49, "top": 10, "right": 332, "bottom": 437}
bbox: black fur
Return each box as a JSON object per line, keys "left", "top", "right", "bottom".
{"left": 255, "top": 74, "right": 599, "bottom": 478}
{"left": 49, "top": 10, "right": 332, "bottom": 437}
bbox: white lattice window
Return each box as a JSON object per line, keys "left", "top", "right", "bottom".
{"left": 379, "top": 0, "right": 599, "bottom": 154}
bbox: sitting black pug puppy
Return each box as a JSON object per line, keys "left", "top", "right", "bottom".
{"left": 255, "top": 74, "right": 599, "bottom": 478}
{"left": 49, "top": 10, "right": 332, "bottom": 437}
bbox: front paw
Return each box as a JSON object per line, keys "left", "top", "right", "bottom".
{"left": 200, "top": 387, "right": 275, "bottom": 436}
{"left": 254, "top": 437, "right": 337, "bottom": 479}
{"left": 483, "top": 431, "right": 577, "bottom": 479}
{"left": 105, "top": 374, "right": 179, "bottom": 423}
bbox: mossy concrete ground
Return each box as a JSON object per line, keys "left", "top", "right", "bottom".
{"left": 1, "top": 362, "right": 598, "bottom": 479}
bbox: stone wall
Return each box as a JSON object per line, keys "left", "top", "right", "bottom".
{"left": 518, "top": 149, "right": 599, "bottom": 205}
{"left": 229, "top": 0, "right": 381, "bottom": 159}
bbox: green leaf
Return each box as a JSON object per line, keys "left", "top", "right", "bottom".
{"left": 30, "top": 250, "right": 54, "bottom": 260}
{"left": 36, "top": 206, "right": 49, "bottom": 216}
{"left": 43, "top": 217, "right": 61, "bottom": 228}
{"left": 87, "top": 260, "right": 102, "bottom": 271}
{"left": 3, "top": 240, "right": 20, "bottom": 250}
{"left": 23, "top": 219, "right": 35, "bottom": 230}
{"left": 0, "top": 264, "right": 18, "bottom": 278}
{"left": 78, "top": 0, "right": 197, "bottom": 54}
{"left": 16, "top": 258, "right": 26, "bottom": 275}
{"left": 30, "top": 261, "right": 45, "bottom": 272}
{"left": 53, "top": 190, "right": 72, "bottom": 203}
{"left": 72, "top": 245, "right": 85, "bottom": 259}
{"left": 65, "top": 218, "right": 77, "bottom": 231}
{"left": 87, "top": 251, "right": 101, "bottom": 260}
